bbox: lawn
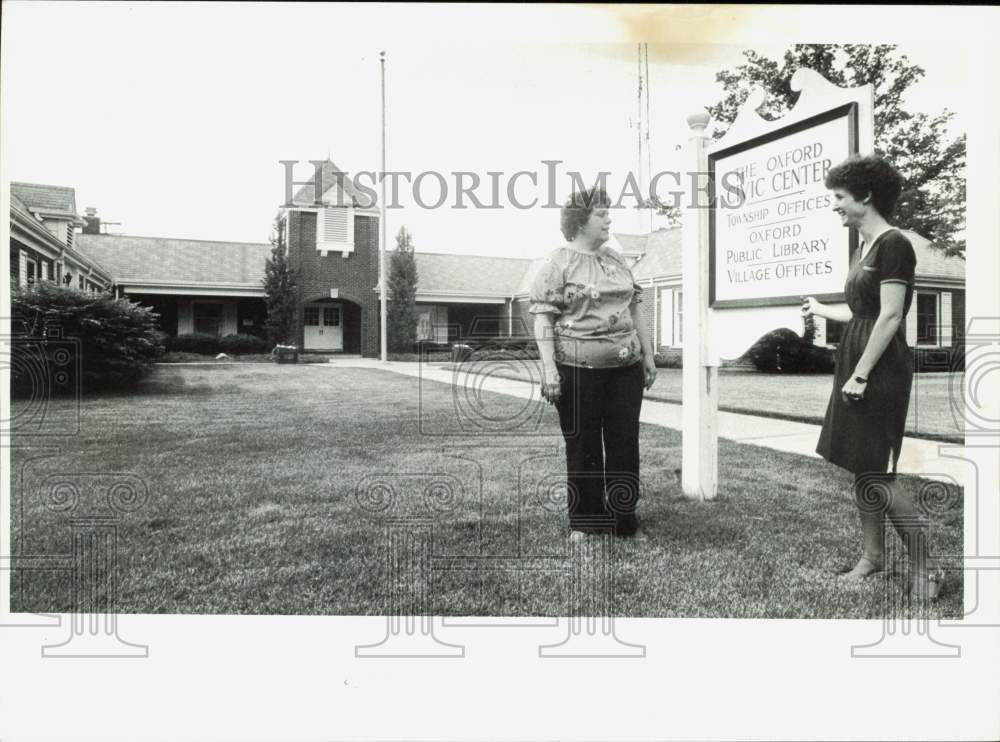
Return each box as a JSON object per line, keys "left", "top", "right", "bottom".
{"left": 9, "top": 364, "right": 963, "bottom": 618}
{"left": 446, "top": 359, "right": 964, "bottom": 442}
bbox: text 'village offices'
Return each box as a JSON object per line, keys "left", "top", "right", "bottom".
{"left": 9, "top": 161, "right": 965, "bottom": 360}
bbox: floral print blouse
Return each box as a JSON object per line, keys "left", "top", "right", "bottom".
{"left": 528, "top": 244, "right": 643, "bottom": 369}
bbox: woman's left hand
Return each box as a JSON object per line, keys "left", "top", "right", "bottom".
{"left": 841, "top": 375, "right": 868, "bottom": 404}
{"left": 642, "top": 356, "right": 657, "bottom": 390}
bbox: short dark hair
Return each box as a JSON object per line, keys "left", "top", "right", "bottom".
{"left": 560, "top": 187, "right": 611, "bottom": 241}
{"left": 824, "top": 154, "right": 905, "bottom": 218}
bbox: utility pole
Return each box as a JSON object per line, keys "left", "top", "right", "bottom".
{"left": 379, "top": 51, "right": 388, "bottom": 362}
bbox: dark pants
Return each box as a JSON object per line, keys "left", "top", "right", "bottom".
{"left": 555, "top": 362, "right": 644, "bottom": 536}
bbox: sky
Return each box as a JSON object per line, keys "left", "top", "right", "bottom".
{"left": 0, "top": 2, "right": 977, "bottom": 259}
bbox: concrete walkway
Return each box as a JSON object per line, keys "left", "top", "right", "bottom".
{"left": 324, "top": 357, "right": 966, "bottom": 486}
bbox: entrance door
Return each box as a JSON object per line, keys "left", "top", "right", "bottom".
{"left": 303, "top": 303, "right": 343, "bottom": 350}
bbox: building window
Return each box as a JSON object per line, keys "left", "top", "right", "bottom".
{"left": 825, "top": 319, "right": 844, "bottom": 345}
{"left": 657, "top": 287, "right": 683, "bottom": 348}
{"left": 25, "top": 257, "right": 38, "bottom": 286}
{"left": 304, "top": 307, "right": 320, "bottom": 326}
{"left": 193, "top": 302, "right": 224, "bottom": 337}
{"left": 673, "top": 289, "right": 683, "bottom": 347}
{"left": 916, "top": 291, "right": 939, "bottom": 346}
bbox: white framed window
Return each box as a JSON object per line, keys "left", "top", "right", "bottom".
{"left": 915, "top": 291, "right": 940, "bottom": 347}
{"left": 303, "top": 307, "right": 320, "bottom": 326}
{"left": 673, "top": 289, "right": 683, "bottom": 348}
{"left": 658, "top": 286, "right": 683, "bottom": 348}
{"left": 25, "top": 256, "right": 38, "bottom": 286}
{"left": 316, "top": 206, "right": 355, "bottom": 256}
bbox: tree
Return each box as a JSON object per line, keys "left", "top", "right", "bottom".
{"left": 646, "top": 196, "right": 683, "bottom": 227}
{"left": 708, "top": 44, "right": 966, "bottom": 257}
{"left": 263, "top": 215, "right": 298, "bottom": 346}
{"left": 387, "top": 226, "right": 419, "bottom": 352}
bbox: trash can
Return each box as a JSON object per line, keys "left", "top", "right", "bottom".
{"left": 451, "top": 343, "right": 473, "bottom": 364}
{"left": 273, "top": 345, "right": 299, "bottom": 364}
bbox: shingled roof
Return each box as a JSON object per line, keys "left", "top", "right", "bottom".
{"left": 289, "top": 159, "right": 377, "bottom": 209}
{"left": 627, "top": 227, "right": 683, "bottom": 283}
{"left": 413, "top": 252, "right": 532, "bottom": 297}
{"left": 11, "top": 182, "right": 82, "bottom": 220}
{"left": 75, "top": 234, "right": 271, "bottom": 286}
{"left": 898, "top": 229, "right": 965, "bottom": 282}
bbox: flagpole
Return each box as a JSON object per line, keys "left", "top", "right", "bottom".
{"left": 379, "top": 50, "right": 388, "bottom": 362}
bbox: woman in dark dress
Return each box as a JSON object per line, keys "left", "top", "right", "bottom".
{"left": 803, "top": 154, "right": 944, "bottom": 603}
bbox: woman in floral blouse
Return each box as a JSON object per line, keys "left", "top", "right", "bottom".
{"left": 530, "top": 187, "right": 657, "bottom": 540}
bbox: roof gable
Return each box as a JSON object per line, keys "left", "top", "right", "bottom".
{"left": 289, "top": 160, "right": 377, "bottom": 209}
{"left": 628, "top": 227, "right": 683, "bottom": 282}
{"left": 898, "top": 229, "right": 965, "bottom": 281}
{"left": 11, "top": 181, "right": 79, "bottom": 218}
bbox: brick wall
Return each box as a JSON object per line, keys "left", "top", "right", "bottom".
{"left": 287, "top": 210, "right": 380, "bottom": 356}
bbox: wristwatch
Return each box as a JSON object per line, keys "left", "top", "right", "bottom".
{"left": 854, "top": 376, "right": 868, "bottom": 384}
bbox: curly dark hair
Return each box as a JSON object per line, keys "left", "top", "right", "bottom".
{"left": 560, "top": 186, "right": 612, "bottom": 241}
{"left": 824, "top": 154, "right": 905, "bottom": 219}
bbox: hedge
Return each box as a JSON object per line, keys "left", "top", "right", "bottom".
{"left": 220, "top": 333, "right": 270, "bottom": 355}
{"left": 11, "top": 282, "right": 165, "bottom": 395}
{"left": 168, "top": 332, "right": 222, "bottom": 355}
{"left": 745, "top": 328, "right": 835, "bottom": 373}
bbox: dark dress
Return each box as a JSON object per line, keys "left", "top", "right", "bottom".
{"left": 816, "top": 229, "right": 916, "bottom": 475}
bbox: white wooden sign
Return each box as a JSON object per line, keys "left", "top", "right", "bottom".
{"left": 710, "top": 104, "right": 857, "bottom": 307}
{"left": 703, "top": 69, "right": 874, "bottom": 361}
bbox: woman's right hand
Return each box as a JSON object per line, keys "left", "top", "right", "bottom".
{"left": 540, "top": 369, "right": 562, "bottom": 405}
{"left": 801, "top": 296, "right": 823, "bottom": 319}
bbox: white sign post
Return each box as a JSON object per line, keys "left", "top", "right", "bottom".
{"left": 681, "top": 112, "right": 719, "bottom": 501}
{"left": 681, "top": 69, "right": 874, "bottom": 501}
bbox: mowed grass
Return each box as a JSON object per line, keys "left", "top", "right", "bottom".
{"left": 448, "top": 360, "right": 964, "bottom": 442}
{"left": 9, "top": 364, "right": 963, "bottom": 618}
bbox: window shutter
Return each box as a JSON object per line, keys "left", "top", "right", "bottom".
{"left": 316, "top": 206, "right": 355, "bottom": 256}
{"left": 940, "top": 292, "right": 952, "bottom": 347}
{"left": 673, "top": 289, "right": 684, "bottom": 348}
{"left": 905, "top": 301, "right": 917, "bottom": 347}
{"left": 658, "top": 288, "right": 673, "bottom": 347}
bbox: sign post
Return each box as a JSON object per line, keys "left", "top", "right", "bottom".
{"left": 681, "top": 69, "right": 874, "bottom": 501}
{"left": 681, "top": 112, "right": 719, "bottom": 501}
